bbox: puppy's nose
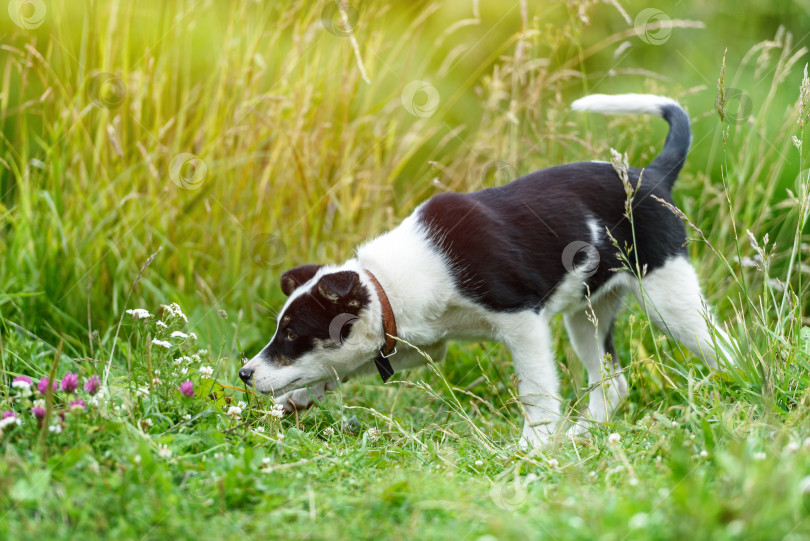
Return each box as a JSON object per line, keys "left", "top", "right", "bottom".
{"left": 239, "top": 367, "right": 255, "bottom": 385}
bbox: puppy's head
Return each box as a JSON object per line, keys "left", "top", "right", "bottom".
{"left": 240, "top": 263, "right": 380, "bottom": 394}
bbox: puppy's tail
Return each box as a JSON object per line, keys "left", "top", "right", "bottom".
{"left": 571, "top": 93, "right": 691, "bottom": 190}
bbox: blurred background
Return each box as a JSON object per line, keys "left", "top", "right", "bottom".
{"left": 1, "top": 0, "right": 809, "bottom": 373}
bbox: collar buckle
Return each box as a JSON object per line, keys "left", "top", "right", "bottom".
{"left": 364, "top": 269, "right": 398, "bottom": 383}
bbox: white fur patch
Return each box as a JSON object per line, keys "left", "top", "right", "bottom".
{"left": 571, "top": 93, "right": 679, "bottom": 117}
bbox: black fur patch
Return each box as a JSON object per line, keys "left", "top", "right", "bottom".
{"left": 260, "top": 271, "right": 371, "bottom": 365}
{"left": 418, "top": 161, "right": 687, "bottom": 312}
{"left": 281, "top": 264, "right": 324, "bottom": 296}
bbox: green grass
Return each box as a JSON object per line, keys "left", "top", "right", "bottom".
{"left": 2, "top": 0, "right": 810, "bottom": 539}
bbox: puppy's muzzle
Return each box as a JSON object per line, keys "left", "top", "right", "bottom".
{"left": 238, "top": 367, "right": 254, "bottom": 385}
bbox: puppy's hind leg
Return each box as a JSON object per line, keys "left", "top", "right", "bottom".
{"left": 563, "top": 289, "right": 627, "bottom": 433}
{"left": 497, "top": 311, "right": 562, "bottom": 449}
{"left": 633, "top": 257, "right": 735, "bottom": 368}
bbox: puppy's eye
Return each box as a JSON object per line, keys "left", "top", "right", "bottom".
{"left": 285, "top": 329, "right": 297, "bottom": 341}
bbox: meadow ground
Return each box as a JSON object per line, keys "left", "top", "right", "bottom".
{"left": 2, "top": 0, "right": 810, "bottom": 539}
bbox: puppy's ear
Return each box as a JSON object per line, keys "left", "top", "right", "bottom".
{"left": 316, "top": 271, "right": 362, "bottom": 304}
{"left": 280, "top": 264, "right": 323, "bottom": 296}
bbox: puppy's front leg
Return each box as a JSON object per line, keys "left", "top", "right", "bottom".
{"left": 498, "top": 312, "right": 561, "bottom": 448}
{"left": 274, "top": 381, "right": 332, "bottom": 413}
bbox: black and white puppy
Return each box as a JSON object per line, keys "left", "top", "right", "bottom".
{"left": 240, "top": 94, "right": 733, "bottom": 448}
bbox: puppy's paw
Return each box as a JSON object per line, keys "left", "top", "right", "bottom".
{"left": 518, "top": 422, "right": 555, "bottom": 450}
{"left": 566, "top": 419, "right": 594, "bottom": 438}
{"left": 274, "top": 382, "right": 330, "bottom": 413}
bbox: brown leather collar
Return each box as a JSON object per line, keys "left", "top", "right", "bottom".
{"left": 364, "top": 269, "right": 397, "bottom": 382}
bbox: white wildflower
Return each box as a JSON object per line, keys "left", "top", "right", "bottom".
{"left": 322, "top": 426, "right": 335, "bottom": 437}
{"left": 261, "top": 457, "right": 272, "bottom": 467}
{"left": 237, "top": 401, "right": 247, "bottom": 409}
{"left": 628, "top": 477, "right": 639, "bottom": 486}
{"left": 607, "top": 433, "right": 621, "bottom": 445}
{"left": 366, "top": 427, "right": 381, "bottom": 441}
{"left": 192, "top": 354, "right": 201, "bottom": 363}
{"left": 151, "top": 378, "right": 162, "bottom": 386}
{"left": 151, "top": 339, "right": 171, "bottom": 349}
{"left": 180, "top": 367, "right": 189, "bottom": 375}
{"left": 700, "top": 450, "right": 709, "bottom": 458}
{"left": 269, "top": 403, "right": 285, "bottom": 420}
{"left": 277, "top": 432, "right": 285, "bottom": 441}
{"left": 136, "top": 387, "right": 150, "bottom": 398}
{"left": 197, "top": 349, "right": 208, "bottom": 356}
{"left": 33, "top": 399, "right": 45, "bottom": 409}
{"left": 156, "top": 321, "right": 168, "bottom": 329}
{"left": 226, "top": 406, "right": 242, "bottom": 419}
{"left": 254, "top": 425, "right": 265, "bottom": 433}
{"left": 49, "top": 424, "right": 63, "bottom": 434}
{"left": 157, "top": 444, "right": 172, "bottom": 458}
{"left": 141, "top": 418, "right": 154, "bottom": 429}
{"left": 547, "top": 458, "right": 559, "bottom": 469}
{"left": 11, "top": 379, "right": 32, "bottom": 391}
{"left": 183, "top": 414, "right": 192, "bottom": 421}
{"left": 170, "top": 331, "right": 188, "bottom": 339}
{"left": 629, "top": 512, "right": 648, "bottom": 529}
{"left": 126, "top": 308, "right": 152, "bottom": 320}
{"left": 189, "top": 333, "right": 198, "bottom": 340}
{"left": 753, "top": 451, "right": 766, "bottom": 461}
{"left": 133, "top": 455, "right": 141, "bottom": 464}
{"left": 474, "top": 459, "right": 483, "bottom": 467}
{"left": 162, "top": 302, "right": 188, "bottom": 323}
{"left": 0, "top": 417, "right": 21, "bottom": 430}
{"left": 200, "top": 366, "right": 214, "bottom": 378}
{"left": 785, "top": 441, "right": 800, "bottom": 454}
{"left": 793, "top": 135, "right": 803, "bottom": 150}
